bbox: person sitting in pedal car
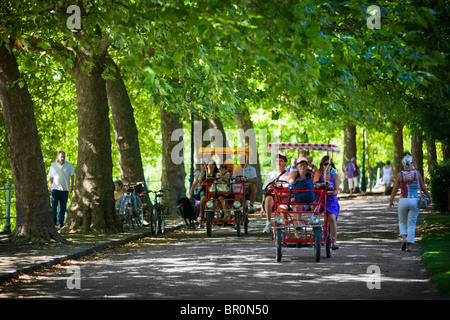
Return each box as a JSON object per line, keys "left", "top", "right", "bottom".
{"left": 197, "top": 160, "right": 219, "bottom": 228}
{"left": 289, "top": 157, "right": 315, "bottom": 212}
{"left": 260, "top": 152, "right": 291, "bottom": 233}
{"left": 313, "top": 156, "right": 340, "bottom": 250}
{"left": 215, "top": 164, "right": 232, "bottom": 218}
{"left": 233, "top": 154, "right": 257, "bottom": 213}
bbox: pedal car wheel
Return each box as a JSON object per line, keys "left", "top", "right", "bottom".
{"left": 325, "top": 224, "right": 332, "bottom": 258}
{"left": 206, "top": 211, "right": 213, "bottom": 237}
{"left": 326, "top": 237, "right": 332, "bottom": 258}
{"left": 313, "top": 226, "right": 321, "bottom": 262}
{"left": 276, "top": 229, "right": 282, "bottom": 262}
{"left": 235, "top": 211, "right": 241, "bottom": 237}
{"left": 244, "top": 213, "right": 249, "bottom": 235}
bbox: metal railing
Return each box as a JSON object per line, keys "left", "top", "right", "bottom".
{"left": 0, "top": 181, "right": 15, "bottom": 232}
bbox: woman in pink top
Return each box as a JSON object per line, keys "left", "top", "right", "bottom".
{"left": 389, "top": 155, "right": 431, "bottom": 252}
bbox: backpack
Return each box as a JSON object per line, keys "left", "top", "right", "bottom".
{"left": 293, "top": 177, "right": 315, "bottom": 203}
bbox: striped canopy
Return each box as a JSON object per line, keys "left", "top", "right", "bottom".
{"left": 199, "top": 147, "right": 251, "bottom": 155}
{"left": 267, "top": 142, "right": 340, "bottom": 153}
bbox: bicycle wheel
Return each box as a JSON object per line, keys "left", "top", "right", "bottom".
{"left": 159, "top": 210, "right": 166, "bottom": 234}
{"left": 134, "top": 206, "right": 143, "bottom": 228}
{"left": 126, "top": 205, "right": 134, "bottom": 229}
{"left": 155, "top": 207, "right": 162, "bottom": 235}
{"left": 313, "top": 226, "right": 321, "bottom": 262}
{"left": 148, "top": 209, "right": 156, "bottom": 235}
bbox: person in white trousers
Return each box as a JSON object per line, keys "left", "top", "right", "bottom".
{"left": 388, "top": 155, "right": 431, "bottom": 252}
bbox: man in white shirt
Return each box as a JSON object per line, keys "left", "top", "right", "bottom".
{"left": 260, "top": 153, "right": 291, "bottom": 233}
{"left": 48, "top": 151, "right": 75, "bottom": 227}
{"left": 233, "top": 154, "right": 257, "bottom": 212}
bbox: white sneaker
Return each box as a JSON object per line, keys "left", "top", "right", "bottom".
{"left": 263, "top": 220, "right": 272, "bottom": 233}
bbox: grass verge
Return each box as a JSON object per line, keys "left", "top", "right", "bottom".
{"left": 419, "top": 214, "right": 450, "bottom": 296}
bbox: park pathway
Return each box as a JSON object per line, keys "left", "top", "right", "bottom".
{"left": 0, "top": 196, "right": 446, "bottom": 301}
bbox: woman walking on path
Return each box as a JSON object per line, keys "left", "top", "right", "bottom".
{"left": 388, "top": 155, "right": 431, "bottom": 252}
{"left": 381, "top": 160, "right": 393, "bottom": 191}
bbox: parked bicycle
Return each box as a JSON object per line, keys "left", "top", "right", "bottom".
{"left": 149, "top": 189, "right": 168, "bottom": 235}
{"left": 124, "top": 182, "right": 146, "bottom": 228}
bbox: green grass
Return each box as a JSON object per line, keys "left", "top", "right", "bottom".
{"left": 419, "top": 214, "right": 450, "bottom": 296}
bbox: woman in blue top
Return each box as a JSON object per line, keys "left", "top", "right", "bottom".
{"left": 313, "top": 156, "right": 340, "bottom": 250}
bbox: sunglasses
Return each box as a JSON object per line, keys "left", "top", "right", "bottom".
{"left": 323, "top": 163, "right": 330, "bottom": 166}
{"left": 298, "top": 163, "right": 308, "bottom": 167}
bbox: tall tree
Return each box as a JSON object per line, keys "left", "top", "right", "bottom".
{"left": 0, "top": 44, "right": 65, "bottom": 243}
{"left": 64, "top": 41, "right": 122, "bottom": 233}
{"left": 160, "top": 107, "right": 186, "bottom": 214}
{"left": 392, "top": 121, "right": 405, "bottom": 175}
{"left": 235, "top": 106, "right": 263, "bottom": 199}
{"left": 105, "top": 56, "right": 146, "bottom": 184}
{"left": 411, "top": 134, "right": 424, "bottom": 177}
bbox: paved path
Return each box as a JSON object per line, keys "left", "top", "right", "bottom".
{"left": 0, "top": 196, "right": 447, "bottom": 301}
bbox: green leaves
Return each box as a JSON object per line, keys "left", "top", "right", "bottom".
{"left": 1, "top": 0, "right": 447, "bottom": 184}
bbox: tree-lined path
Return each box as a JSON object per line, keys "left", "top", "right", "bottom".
{"left": 1, "top": 1, "right": 449, "bottom": 245}
{"left": 1, "top": 197, "right": 446, "bottom": 300}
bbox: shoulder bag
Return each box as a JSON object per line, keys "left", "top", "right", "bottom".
{"left": 416, "top": 170, "right": 429, "bottom": 209}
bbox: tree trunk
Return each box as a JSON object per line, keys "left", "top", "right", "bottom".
{"left": 342, "top": 125, "right": 357, "bottom": 193}
{"left": 160, "top": 107, "right": 186, "bottom": 214}
{"left": 65, "top": 55, "right": 122, "bottom": 234}
{"left": 235, "top": 107, "right": 263, "bottom": 201}
{"left": 105, "top": 56, "right": 150, "bottom": 207}
{"left": 426, "top": 140, "right": 437, "bottom": 167}
{"left": 208, "top": 117, "right": 229, "bottom": 164}
{"left": 105, "top": 56, "right": 145, "bottom": 185}
{"left": 411, "top": 134, "right": 423, "bottom": 178}
{"left": 0, "top": 45, "right": 65, "bottom": 243}
{"left": 442, "top": 143, "right": 450, "bottom": 162}
{"left": 392, "top": 121, "right": 404, "bottom": 175}
{"left": 193, "top": 115, "right": 210, "bottom": 164}
{"left": 424, "top": 139, "right": 437, "bottom": 183}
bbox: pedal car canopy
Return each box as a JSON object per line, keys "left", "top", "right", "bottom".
{"left": 200, "top": 147, "right": 251, "bottom": 155}
{"left": 267, "top": 143, "right": 340, "bottom": 153}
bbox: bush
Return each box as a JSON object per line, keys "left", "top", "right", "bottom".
{"left": 420, "top": 215, "right": 450, "bottom": 296}
{"left": 429, "top": 160, "right": 450, "bottom": 213}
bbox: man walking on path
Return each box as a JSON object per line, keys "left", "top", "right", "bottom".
{"left": 48, "top": 151, "right": 75, "bottom": 228}
{"left": 345, "top": 157, "right": 359, "bottom": 195}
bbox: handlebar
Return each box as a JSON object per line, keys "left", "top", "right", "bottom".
{"left": 204, "top": 176, "right": 249, "bottom": 183}
{"left": 148, "top": 189, "right": 169, "bottom": 194}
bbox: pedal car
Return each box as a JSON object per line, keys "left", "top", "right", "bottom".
{"left": 266, "top": 142, "right": 341, "bottom": 262}
{"left": 199, "top": 147, "right": 251, "bottom": 237}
